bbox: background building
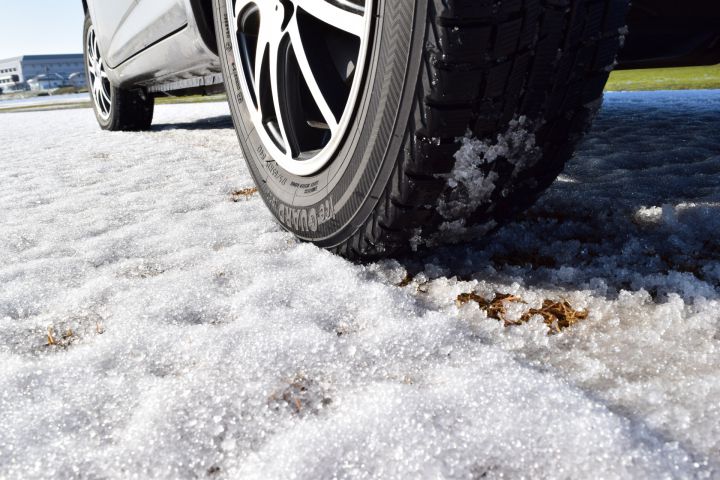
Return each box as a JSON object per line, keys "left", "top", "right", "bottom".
{"left": 0, "top": 54, "right": 86, "bottom": 92}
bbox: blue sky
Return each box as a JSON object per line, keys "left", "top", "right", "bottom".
{"left": 0, "top": 2, "right": 85, "bottom": 60}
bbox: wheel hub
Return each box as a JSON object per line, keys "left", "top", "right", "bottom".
{"left": 228, "top": 0, "right": 374, "bottom": 177}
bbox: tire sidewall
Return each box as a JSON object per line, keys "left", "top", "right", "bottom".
{"left": 214, "top": 0, "right": 427, "bottom": 247}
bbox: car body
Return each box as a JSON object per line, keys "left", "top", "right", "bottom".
{"left": 81, "top": 0, "right": 222, "bottom": 96}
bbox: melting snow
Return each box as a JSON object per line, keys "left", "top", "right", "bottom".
{"left": 437, "top": 116, "right": 540, "bottom": 220}
{"left": 0, "top": 90, "right": 719, "bottom": 479}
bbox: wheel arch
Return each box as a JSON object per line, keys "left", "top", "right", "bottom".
{"left": 188, "top": 0, "right": 218, "bottom": 55}
{"left": 618, "top": 0, "right": 720, "bottom": 69}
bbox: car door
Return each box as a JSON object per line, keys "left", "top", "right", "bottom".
{"left": 87, "top": 0, "right": 136, "bottom": 67}
{"left": 88, "top": 0, "right": 188, "bottom": 69}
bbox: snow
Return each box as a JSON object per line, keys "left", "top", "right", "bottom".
{"left": 1, "top": 90, "right": 719, "bottom": 479}
{"left": 437, "top": 116, "right": 540, "bottom": 220}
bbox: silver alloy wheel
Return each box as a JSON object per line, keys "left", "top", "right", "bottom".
{"left": 86, "top": 25, "right": 112, "bottom": 120}
{"left": 228, "top": 0, "right": 374, "bottom": 176}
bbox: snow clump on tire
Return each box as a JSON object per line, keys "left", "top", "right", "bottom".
{"left": 438, "top": 116, "right": 541, "bottom": 220}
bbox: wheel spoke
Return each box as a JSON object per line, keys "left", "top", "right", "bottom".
{"left": 287, "top": 18, "right": 339, "bottom": 132}
{"left": 233, "top": 0, "right": 251, "bottom": 26}
{"left": 92, "top": 80, "right": 102, "bottom": 108}
{"left": 99, "top": 82, "right": 111, "bottom": 105}
{"left": 251, "top": 6, "right": 292, "bottom": 150}
{"left": 227, "top": 0, "right": 372, "bottom": 175}
{"left": 91, "top": 35, "right": 99, "bottom": 63}
{"left": 233, "top": 0, "right": 256, "bottom": 74}
{"left": 293, "top": 0, "right": 365, "bottom": 37}
{"left": 253, "top": 16, "right": 270, "bottom": 103}
{"left": 269, "top": 44, "right": 292, "bottom": 152}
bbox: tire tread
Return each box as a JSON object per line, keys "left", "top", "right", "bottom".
{"left": 332, "top": 0, "right": 628, "bottom": 259}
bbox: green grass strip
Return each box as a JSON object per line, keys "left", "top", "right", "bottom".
{"left": 606, "top": 64, "right": 720, "bottom": 92}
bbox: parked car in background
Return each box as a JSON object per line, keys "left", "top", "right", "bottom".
{"left": 0, "top": 54, "right": 87, "bottom": 92}
{"left": 81, "top": 0, "right": 720, "bottom": 258}
{"left": 27, "top": 73, "right": 67, "bottom": 91}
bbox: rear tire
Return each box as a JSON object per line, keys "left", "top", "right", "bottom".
{"left": 83, "top": 14, "right": 154, "bottom": 131}
{"left": 215, "top": 0, "right": 629, "bottom": 259}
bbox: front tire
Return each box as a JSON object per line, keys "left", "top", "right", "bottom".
{"left": 215, "top": 0, "right": 629, "bottom": 259}
{"left": 84, "top": 14, "right": 154, "bottom": 131}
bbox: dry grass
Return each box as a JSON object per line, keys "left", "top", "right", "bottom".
{"left": 456, "top": 292, "right": 524, "bottom": 321}
{"left": 457, "top": 292, "right": 588, "bottom": 334}
{"left": 46, "top": 326, "right": 76, "bottom": 348}
{"left": 518, "top": 299, "right": 589, "bottom": 334}
{"left": 44, "top": 317, "right": 105, "bottom": 350}
{"left": 397, "top": 274, "right": 414, "bottom": 287}
{"left": 230, "top": 187, "right": 258, "bottom": 202}
{"left": 396, "top": 274, "right": 430, "bottom": 293}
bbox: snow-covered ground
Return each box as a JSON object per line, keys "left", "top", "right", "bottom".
{"left": 0, "top": 90, "right": 718, "bottom": 479}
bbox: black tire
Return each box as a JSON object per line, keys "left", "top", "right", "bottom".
{"left": 83, "top": 14, "right": 154, "bottom": 131}
{"left": 215, "top": 0, "right": 629, "bottom": 259}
